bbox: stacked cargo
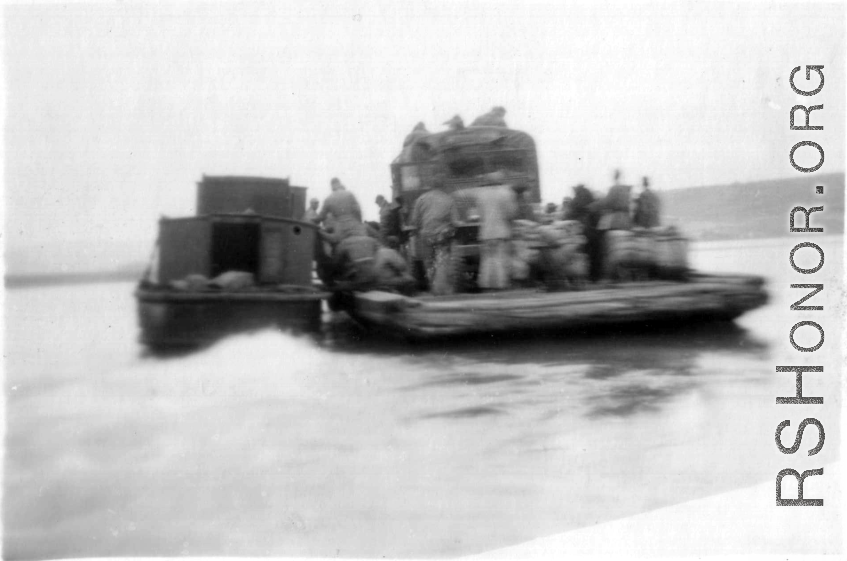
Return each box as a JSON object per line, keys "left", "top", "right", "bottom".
{"left": 510, "top": 219, "right": 589, "bottom": 289}
{"left": 602, "top": 226, "right": 689, "bottom": 281}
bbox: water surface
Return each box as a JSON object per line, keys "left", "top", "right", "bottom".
{"left": 4, "top": 236, "right": 842, "bottom": 558}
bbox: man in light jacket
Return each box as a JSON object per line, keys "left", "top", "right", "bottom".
{"left": 456, "top": 182, "right": 519, "bottom": 290}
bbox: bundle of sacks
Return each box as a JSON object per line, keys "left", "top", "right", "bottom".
{"left": 539, "top": 220, "right": 589, "bottom": 288}
{"left": 168, "top": 271, "right": 256, "bottom": 291}
{"left": 511, "top": 219, "right": 589, "bottom": 288}
{"left": 603, "top": 226, "right": 689, "bottom": 281}
{"left": 510, "top": 219, "right": 542, "bottom": 282}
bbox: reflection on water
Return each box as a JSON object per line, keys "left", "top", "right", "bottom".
{"left": 3, "top": 237, "right": 842, "bottom": 559}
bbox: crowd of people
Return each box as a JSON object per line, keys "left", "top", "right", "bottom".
{"left": 545, "top": 171, "right": 662, "bottom": 281}
{"left": 307, "top": 169, "right": 662, "bottom": 295}
{"left": 308, "top": 177, "right": 414, "bottom": 291}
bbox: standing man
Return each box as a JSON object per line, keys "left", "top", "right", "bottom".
{"left": 565, "top": 184, "right": 602, "bottom": 281}
{"left": 375, "top": 194, "right": 402, "bottom": 249}
{"left": 305, "top": 196, "right": 332, "bottom": 282}
{"left": 633, "top": 176, "right": 661, "bottom": 228}
{"left": 409, "top": 175, "right": 460, "bottom": 295}
{"left": 593, "top": 169, "right": 632, "bottom": 231}
{"left": 304, "top": 197, "right": 320, "bottom": 222}
{"left": 316, "top": 177, "right": 365, "bottom": 242}
{"left": 456, "top": 182, "right": 519, "bottom": 290}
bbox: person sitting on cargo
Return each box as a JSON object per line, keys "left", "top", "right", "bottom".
{"left": 633, "top": 176, "right": 661, "bottom": 228}
{"left": 470, "top": 106, "right": 507, "bottom": 127}
{"left": 304, "top": 197, "right": 320, "bottom": 222}
{"left": 333, "top": 234, "right": 380, "bottom": 286}
{"left": 403, "top": 122, "right": 429, "bottom": 147}
{"left": 316, "top": 177, "right": 366, "bottom": 243}
{"left": 443, "top": 114, "right": 465, "bottom": 131}
{"left": 409, "top": 174, "right": 460, "bottom": 295}
{"left": 374, "top": 246, "right": 416, "bottom": 292}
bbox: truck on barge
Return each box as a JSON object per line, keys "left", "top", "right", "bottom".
{"left": 338, "top": 118, "right": 769, "bottom": 339}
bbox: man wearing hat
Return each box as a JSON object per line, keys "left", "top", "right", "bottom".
{"left": 633, "top": 176, "right": 661, "bottom": 228}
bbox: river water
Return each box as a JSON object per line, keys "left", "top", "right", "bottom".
{"left": 4, "top": 236, "right": 842, "bottom": 559}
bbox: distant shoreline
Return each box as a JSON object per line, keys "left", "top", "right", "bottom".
{"left": 6, "top": 232, "right": 844, "bottom": 290}
{"left": 4, "top": 270, "right": 141, "bottom": 289}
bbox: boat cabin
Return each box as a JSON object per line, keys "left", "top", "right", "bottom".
{"left": 196, "top": 175, "right": 308, "bottom": 220}
{"left": 153, "top": 214, "right": 317, "bottom": 286}
{"left": 147, "top": 175, "right": 317, "bottom": 288}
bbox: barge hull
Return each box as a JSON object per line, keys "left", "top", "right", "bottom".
{"left": 345, "top": 273, "right": 768, "bottom": 340}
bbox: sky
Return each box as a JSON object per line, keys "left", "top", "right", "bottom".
{"left": 3, "top": 0, "right": 845, "bottom": 272}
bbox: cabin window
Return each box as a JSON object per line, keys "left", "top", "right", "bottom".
{"left": 211, "top": 222, "right": 260, "bottom": 277}
{"left": 400, "top": 165, "right": 423, "bottom": 191}
{"left": 447, "top": 155, "right": 486, "bottom": 178}
{"left": 397, "top": 162, "right": 438, "bottom": 191}
{"left": 488, "top": 152, "right": 526, "bottom": 173}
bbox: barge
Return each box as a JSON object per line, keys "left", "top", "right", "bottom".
{"left": 336, "top": 115, "right": 769, "bottom": 339}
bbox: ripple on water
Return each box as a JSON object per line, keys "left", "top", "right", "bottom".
{"left": 403, "top": 372, "right": 525, "bottom": 391}
{"left": 418, "top": 405, "right": 508, "bottom": 420}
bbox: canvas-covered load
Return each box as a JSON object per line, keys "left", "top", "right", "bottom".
{"left": 603, "top": 230, "right": 651, "bottom": 280}
{"left": 537, "top": 220, "right": 586, "bottom": 248}
{"left": 400, "top": 126, "right": 537, "bottom": 163}
{"left": 392, "top": 126, "right": 541, "bottom": 208}
{"left": 536, "top": 221, "right": 589, "bottom": 288}
{"left": 167, "top": 271, "right": 256, "bottom": 291}
{"left": 509, "top": 219, "right": 588, "bottom": 288}
{"left": 509, "top": 220, "right": 543, "bottom": 281}
{"left": 652, "top": 226, "right": 689, "bottom": 279}
{"left": 155, "top": 215, "right": 317, "bottom": 287}
{"left": 510, "top": 240, "right": 537, "bottom": 281}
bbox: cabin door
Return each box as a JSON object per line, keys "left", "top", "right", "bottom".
{"left": 211, "top": 222, "right": 261, "bottom": 277}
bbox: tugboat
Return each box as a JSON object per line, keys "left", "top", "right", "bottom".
{"left": 338, "top": 114, "right": 769, "bottom": 340}
{"left": 135, "top": 175, "right": 328, "bottom": 349}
